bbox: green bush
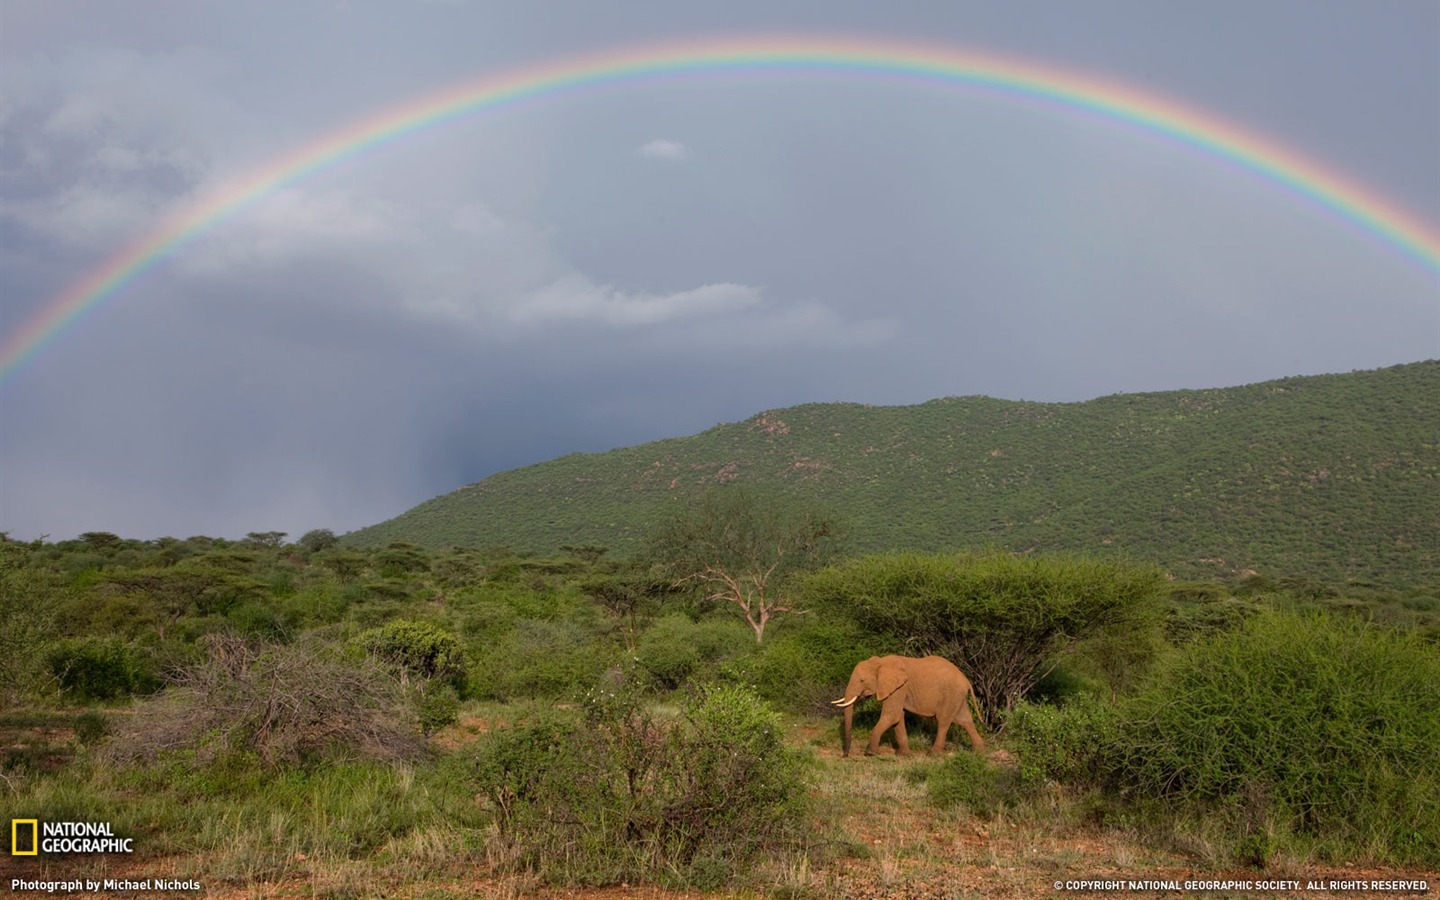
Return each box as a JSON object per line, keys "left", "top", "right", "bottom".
{"left": 416, "top": 685, "right": 460, "bottom": 737}
{"left": 469, "top": 682, "right": 812, "bottom": 887}
{"left": 1400, "top": 592, "right": 1439, "bottom": 613}
{"left": 74, "top": 710, "right": 109, "bottom": 745}
{"left": 280, "top": 586, "right": 347, "bottom": 629}
{"left": 227, "top": 600, "right": 289, "bottom": 639}
{"left": 264, "top": 565, "right": 298, "bottom": 598}
{"left": 801, "top": 551, "right": 1165, "bottom": 725}
{"left": 25, "top": 756, "right": 482, "bottom": 881}
{"left": 633, "top": 614, "right": 753, "bottom": 691}
{"left": 1111, "top": 610, "right": 1440, "bottom": 865}
{"left": 0, "top": 541, "right": 63, "bottom": 704}
{"left": 375, "top": 542, "right": 430, "bottom": 578}
{"left": 1004, "top": 694, "right": 1121, "bottom": 789}
{"left": 468, "top": 620, "right": 611, "bottom": 701}
{"left": 1164, "top": 593, "right": 1265, "bottom": 644}
{"left": 741, "top": 618, "right": 882, "bottom": 712}
{"left": 46, "top": 637, "right": 160, "bottom": 701}
{"left": 1023, "top": 664, "right": 1099, "bottom": 705}
{"left": 928, "top": 748, "right": 1021, "bottom": 818}
{"left": 297, "top": 528, "right": 339, "bottom": 553}
{"left": 59, "top": 552, "right": 108, "bottom": 574}
{"left": 633, "top": 614, "right": 701, "bottom": 689}
{"left": 355, "top": 619, "right": 467, "bottom": 691}
{"left": 452, "top": 598, "right": 518, "bottom": 642}
{"left": 138, "top": 635, "right": 208, "bottom": 682}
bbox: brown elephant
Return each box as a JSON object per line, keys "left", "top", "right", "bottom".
{"left": 831, "top": 655, "right": 985, "bottom": 757}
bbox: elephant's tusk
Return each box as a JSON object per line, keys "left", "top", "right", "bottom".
{"left": 831, "top": 696, "right": 857, "bottom": 707}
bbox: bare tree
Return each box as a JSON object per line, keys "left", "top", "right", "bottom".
{"left": 650, "top": 489, "right": 840, "bottom": 642}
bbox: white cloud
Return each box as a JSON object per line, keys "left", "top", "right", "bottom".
{"left": 178, "top": 187, "right": 418, "bottom": 276}
{"left": 450, "top": 202, "right": 512, "bottom": 237}
{"left": 735, "top": 300, "right": 898, "bottom": 349}
{"left": 2, "top": 182, "right": 167, "bottom": 247}
{"left": 0, "top": 137, "right": 209, "bottom": 248}
{"left": 0, "top": 47, "right": 223, "bottom": 248}
{"left": 637, "top": 139, "right": 689, "bottom": 160}
{"left": 497, "top": 276, "right": 897, "bottom": 351}
{"left": 509, "top": 277, "right": 759, "bottom": 326}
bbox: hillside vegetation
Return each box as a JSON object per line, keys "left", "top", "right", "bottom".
{"left": 346, "top": 361, "right": 1440, "bottom": 583}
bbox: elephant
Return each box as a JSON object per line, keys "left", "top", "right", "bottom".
{"left": 831, "top": 655, "right": 985, "bottom": 757}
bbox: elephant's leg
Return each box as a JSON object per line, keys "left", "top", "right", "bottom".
{"left": 931, "top": 716, "right": 951, "bottom": 754}
{"left": 956, "top": 708, "right": 986, "bottom": 753}
{"left": 894, "top": 713, "right": 911, "bottom": 757}
{"left": 866, "top": 704, "right": 907, "bottom": 756}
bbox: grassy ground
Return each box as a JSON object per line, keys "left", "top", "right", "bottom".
{"left": 5, "top": 710, "right": 1434, "bottom": 899}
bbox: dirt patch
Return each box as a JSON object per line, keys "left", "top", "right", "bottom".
{"left": 428, "top": 713, "right": 496, "bottom": 751}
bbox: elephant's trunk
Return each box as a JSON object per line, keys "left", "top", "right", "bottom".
{"left": 831, "top": 696, "right": 858, "bottom": 756}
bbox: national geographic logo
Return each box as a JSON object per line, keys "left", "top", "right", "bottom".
{"left": 11, "top": 820, "right": 36, "bottom": 856}
{"left": 10, "top": 820, "right": 134, "bottom": 855}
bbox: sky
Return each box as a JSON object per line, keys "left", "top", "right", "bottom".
{"left": 1, "top": 0, "right": 1437, "bottom": 543}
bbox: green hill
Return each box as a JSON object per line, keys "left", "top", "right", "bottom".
{"left": 344, "top": 361, "right": 1440, "bottom": 583}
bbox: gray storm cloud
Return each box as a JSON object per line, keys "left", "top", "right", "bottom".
{"left": 0, "top": 0, "right": 1435, "bottom": 541}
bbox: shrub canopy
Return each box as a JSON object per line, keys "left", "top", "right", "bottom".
{"left": 800, "top": 551, "right": 1165, "bottom": 724}
{"left": 1110, "top": 609, "right": 1440, "bottom": 865}
{"left": 470, "top": 682, "right": 812, "bottom": 887}
{"left": 355, "top": 619, "right": 466, "bottom": 690}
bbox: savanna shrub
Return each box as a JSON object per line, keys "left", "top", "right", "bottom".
{"left": 107, "top": 634, "right": 424, "bottom": 767}
{"left": 470, "top": 682, "right": 812, "bottom": 887}
{"left": 1110, "top": 610, "right": 1440, "bottom": 865}
{"left": 46, "top": 637, "right": 160, "bottom": 701}
{"left": 468, "top": 620, "right": 611, "bottom": 701}
{"left": 928, "top": 746, "right": 1021, "bottom": 818}
{"left": 0, "top": 541, "right": 62, "bottom": 703}
{"left": 633, "top": 614, "right": 701, "bottom": 689}
{"left": 279, "top": 586, "right": 348, "bottom": 629}
{"left": 416, "top": 684, "right": 460, "bottom": 737}
{"left": 741, "top": 618, "right": 882, "bottom": 713}
{"left": 375, "top": 542, "right": 430, "bottom": 578}
{"left": 1003, "top": 694, "right": 1122, "bottom": 789}
{"left": 801, "top": 551, "right": 1165, "bottom": 726}
{"left": 355, "top": 619, "right": 467, "bottom": 691}
{"left": 74, "top": 709, "right": 109, "bottom": 745}
{"left": 1163, "top": 593, "right": 1265, "bottom": 644}
{"left": 1023, "top": 663, "right": 1098, "bottom": 706}
{"left": 296, "top": 528, "right": 339, "bottom": 553}
{"left": 633, "top": 614, "right": 753, "bottom": 691}
{"left": 226, "top": 600, "right": 288, "bottom": 639}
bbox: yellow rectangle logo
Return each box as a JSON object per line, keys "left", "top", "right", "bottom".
{"left": 12, "top": 819, "right": 39, "bottom": 855}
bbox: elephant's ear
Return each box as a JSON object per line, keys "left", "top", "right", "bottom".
{"left": 876, "top": 665, "right": 908, "bottom": 702}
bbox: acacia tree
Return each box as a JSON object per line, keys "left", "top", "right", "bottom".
{"left": 649, "top": 489, "right": 841, "bottom": 642}
{"left": 579, "top": 568, "right": 671, "bottom": 651}
{"left": 298, "top": 528, "right": 339, "bottom": 553}
{"left": 801, "top": 550, "right": 1165, "bottom": 727}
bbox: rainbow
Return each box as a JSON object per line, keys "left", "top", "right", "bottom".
{"left": 3, "top": 35, "right": 1437, "bottom": 384}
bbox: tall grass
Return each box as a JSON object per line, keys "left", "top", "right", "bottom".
{"left": 0, "top": 756, "right": 483, "bottom": 880}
